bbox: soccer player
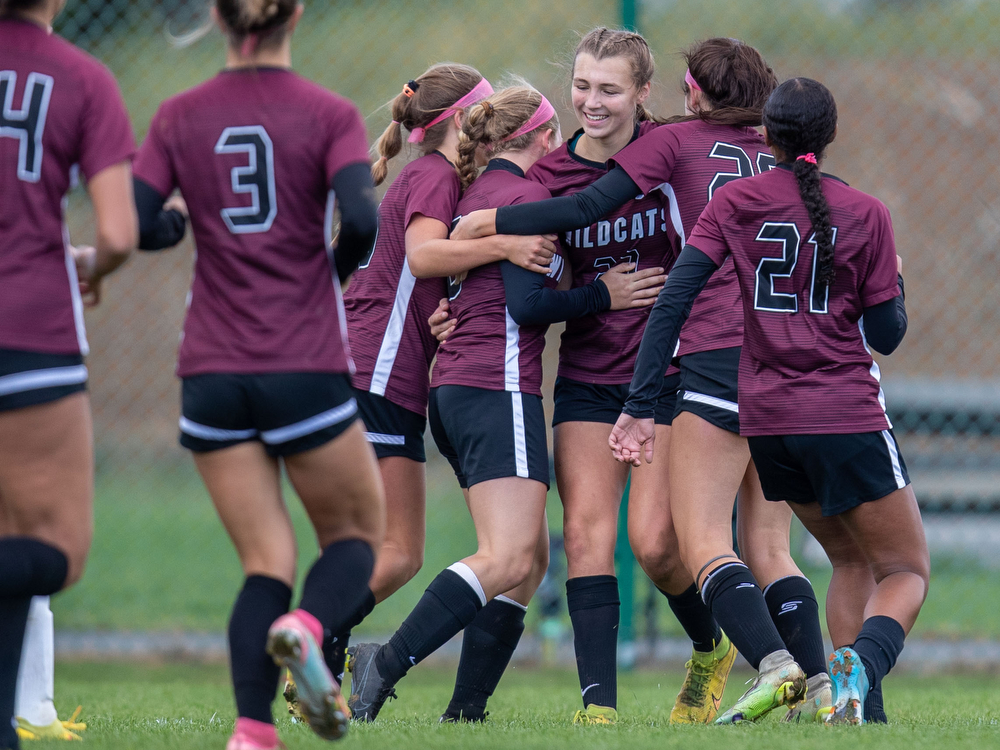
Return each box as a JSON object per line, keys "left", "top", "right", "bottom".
{"left": 452, "top": 38, "right": 827, "bottom": 722}
{"left": 0, "top": 0, "right": 137, "bottom": 747}
{"left": 347, "top": 84, "right": 665, "bottom": 723}
{"left": 611, "top": 77, "right": 927, "bottom": 725}
{"left": 131, "top": 1, "right": 383, "bottom": 747}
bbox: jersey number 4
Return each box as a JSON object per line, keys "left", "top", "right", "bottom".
{"left": 215, "top": 126, "right": 277, "bottom": 234}
{"left": 754, "top": 222, "right": 837, "bottom": 314}
{"left": 707, "top": 142, "right": 775, "bottom": 201}
{"left": 0, "top": 71, "right": 54, "bottom": 183}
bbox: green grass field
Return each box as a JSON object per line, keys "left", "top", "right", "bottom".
{"left": 52, "top": 662, "right": 1000, "bottom": 749}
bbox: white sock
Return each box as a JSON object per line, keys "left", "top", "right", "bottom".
{"left": 15, "top": 596, "right": 59, "bottom": 726}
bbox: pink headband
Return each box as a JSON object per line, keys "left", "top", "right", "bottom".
{"left": 684, "top": 68, "right": 701, "bottom": 92}
{"left": 408, "top": 78, "right": 494, "bottom": 143}
{"left": 501, "top": 96, "right": 556, "bottom": 142}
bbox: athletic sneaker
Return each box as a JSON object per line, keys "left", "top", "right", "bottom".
{"left": 714, "top": 649, "right": 806, "bottom": 724}
{"left": 572, "top": 705, "right": 617, "bottom": 725}
{"left": 16, "top": 707, "right": 86, "bottom": 741}
{"left": 670, "top": 634, "right": 738, "bottom": 724}
{"left": 266, "top": 612, "right": 350, "bottom": 740}
{"left": 826, "top": 647, "right": 869, "bottom": 725}
{"left": 783, "top": 672, "right": 834, "bottom": 723}
{"left": 346, "top": 643, "right": 397, "bottom": 722}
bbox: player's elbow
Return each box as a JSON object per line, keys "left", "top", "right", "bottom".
{"left": 98, "top": 219, "right": 138, "bottom": 259}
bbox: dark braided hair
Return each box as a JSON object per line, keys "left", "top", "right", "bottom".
{"left": 762, "top": 78, "right": 838, "bottom": 287}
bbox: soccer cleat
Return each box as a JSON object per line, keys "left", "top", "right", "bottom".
{"left": 225, "top": 731, "right": 286, "bottom": 750}
{"left": 439, "top": 710, "right": 487, "bottom": 723}
{"left": 16, "top": 706, "right": 86, "bottom": 742}
{"left": 714, "top": 649, "right": 806, "bottom": 724}
{"left": 266, "top": 613, "right": 350, "bottom": 740}
{"left": 670, "top": 633, "right": 738, "bottom": 724}
{"left": 283, "top": 670, "right": 303, "bottom": 720}
{"left": 783, "top": 672, "right": 834, "bottom": 723}
{"left": 825, "top": 647, "right": 870, "bottom": 725}
{"left": 346, "top": 643, "right": 397, "bottom": 722}
{"left": 572, "top": 705, "right": 617, "bottom": 725}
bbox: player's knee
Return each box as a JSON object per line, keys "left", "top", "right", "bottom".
{"left": 562, "top": 516, "right": 614, "bottom": 571}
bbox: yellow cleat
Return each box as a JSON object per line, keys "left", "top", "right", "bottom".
{"left": 283, "top": 670, "right": 303, "bottom": 721}
{"left": 670, "top": 633, "right": 738, "bottom": 724}
{"left": 572, "top": 704, "right": 617, "bottom": 725}
{"left": 16, "top": 706, "right": 86, "bottom": 741}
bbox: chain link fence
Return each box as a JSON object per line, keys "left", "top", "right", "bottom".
{"left": 48, "top": 0, "right": 1000, "bottom": 642}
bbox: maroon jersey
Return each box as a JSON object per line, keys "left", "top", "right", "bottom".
{"left": 689, "top": 166, "right": 901, "bottom": 435}
{"left": 612, "top": 119, "right": 775, "bottom": 357}
{"left": 432, "top": 162, "right": 560, "bottom": 396}
{"left": 134, "top": 68, "right": 368, "bottom": 377}
{"left": 343, "top": 152, "right": 458, "bottom": 415}
{"left": 528, "top": 122, "right": 677, "bottom": 383}
{"left": 0, "top": 19, "right": 135, "bottom": 355}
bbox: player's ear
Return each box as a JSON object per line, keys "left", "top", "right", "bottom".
{"left": 288, "top": 3, "right": 305, "bottom": 31}
{"left": 635, "top": 80, "right": 651, "bottom": 107}
{"left": 210, "top": 5, "right": 224, "bottom": 33}
{"left": 762, "top": 125, "right": 772, "bottom": 147}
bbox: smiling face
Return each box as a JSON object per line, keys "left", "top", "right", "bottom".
{"left": 571, "top": 52, "right": 648, "bottom": 142}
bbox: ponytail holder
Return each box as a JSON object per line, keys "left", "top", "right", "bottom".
{"left": 408, "top": 77, "right": 494, "bottom": 144}
{"left": 391, "top": 120, "right": 401, "bottom": 126}
{"left": 482, "top": 101, "right": 495, "bottom": 116}
{"left": 797, "top": 153, "right": 818, "bottom": 165}
{"left": 403, "top": 81, "right": 419, "bottom": 98}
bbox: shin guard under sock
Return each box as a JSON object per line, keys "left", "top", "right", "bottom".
{"left": 376, "top": 566, "right": 484, "bottom": 684}
{"left": 853, "top": 615, "right": 905, "bottom": 691}
{"left": 662, "top": 584, "right": 723, "bottom": 653}
{"left": 446, "top": 596, "right": 527, "bottom": 720}
{"left": 298, "top": 539, "right": 375, "bottom": 641}
{"left": 229, "top": 575, "right": 293, "bottom": 723}
{"left": 1, "top": 596, "right": 35, "bottom": 750}
{"left": 0, "top": 539, "right": 68, "bottom": 598}
{"left": 701, "top": 563, "right": 786, "bottom": 671}
{"left": 324, "top": 589, "right": 376, "bottom": 684}
{"left": 763, "top": 576, "right": 827, "bottom": 678}
{"left": 566, "top": 575, "right": 619, "bottom": 710}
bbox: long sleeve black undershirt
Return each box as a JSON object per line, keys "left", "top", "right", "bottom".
{"left": 501, "top": 261, "right": 612, "bottom": 327}
{"left": 331, "top": 162, "right": 379, "bottom": 280}
{"left": 134, "top": 178, "right": 186, "bottom": 251}
{"left": 623, "top": 247, "right": 910, "bottom": 419}
{"left": 495, "top": 166, "right": 640, "bottom": 235}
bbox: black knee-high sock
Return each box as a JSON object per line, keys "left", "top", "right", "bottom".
{"left": 763, "top": 576, "right": 827, "bottom": 678}
{"left": 229, "top": 575, "right": 293, "bottom": 723}
{"left": 446, "top": 597, "right": 527, "bottom": 720}
{"left": 566, "top": 575, "right": 619, "bottom": 710}
{"left": 864, "top": 682, "right": 887, "bottom": 723}
{"left": 324, "top": 589, "right": 376, "bottom": 684}
{"left": 376, "top": 568, "right": 484, "bottom": 685}
{"left": 1, "top": 596, "right": 32, "bottom": 750}
{"left": 701, "top": 563, "right": 786, "bottom": 671}
{"left": 298, "top": 539, "right": 375, "bottom": 639}
{"left": 661, "top": 584, "right": 723, "bottom": 653}
{"left": 853, "top": 616, "right": 905, "bottom": 691}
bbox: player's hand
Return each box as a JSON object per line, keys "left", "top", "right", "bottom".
{"left": 165, "top": 192, "right": 188, "bottom": 219}
{"left": 896, "top": 254, "right": 903, "bottom": 275}
{"left": 70, "top": 245, "right": 102, "bottom": 307}
{"left": 428, "top": 298, "right": 456, "bottom": 342}
{"left": 599, "top": 263, "right": 666, "bottom": 310}
{"left": 451, "top": 209, "right": 497, "bottom": 241}
{"left": 609, "top": 413, "right": 655, "bottom": 466}
{"left": 504, "top": 234, "right": 556, "bottom": 274}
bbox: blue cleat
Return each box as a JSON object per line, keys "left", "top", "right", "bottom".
{"left": 826, "top": 647, "right": 870, "bottom": 725}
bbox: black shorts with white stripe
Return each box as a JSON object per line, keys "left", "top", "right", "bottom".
{"left": 428, "top": 385, "right": 549, "bottom": 490}
{"left": 0, "top": 348, "right": 88, "bottom": 412}
{"left": 673, "top": 346, "right": 741, "bottom": 433}
{"left": 552, "top": 373, "right": 680, "bottom": 427}
{"left": 354, "top": 388, "right": 427, "bottom": 463}
{"left": 748, "top": 429, "right": 910, "bottom": 516}
{"left": 180, "top": 372, "right": 358, "bottom": 457}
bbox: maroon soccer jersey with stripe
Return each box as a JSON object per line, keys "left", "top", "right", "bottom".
{"left": 528, "top": 122, "right": 677, "bottom": 383}
{"left": 688, "top": 166, "right": 900, "bottom": 435}
{"left": 612, "top": 119, "right": 775, "bottom": 357}
{"left": 133, "top": 68, "right": 368, "bottom": 378}
{"left": 0, "top": 19, "right": 135, "bottom": 355}
{"left": 431, "top": 161, "right": 560, "bottom": 396}
{"left": 343, "top": 152, "right": 459, "bottom": 415}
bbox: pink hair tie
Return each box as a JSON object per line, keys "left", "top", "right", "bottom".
{"left": 501, "top": 95, "right": 556, "bottom": 142}
{"left": 797, "top": 152, "right": 818, "bottom": 165}
{"left": 684, "top": 68, "right": 702, "bottom": 92}
{"left": 408, "top": 78, "right": 494, "bottom": 144}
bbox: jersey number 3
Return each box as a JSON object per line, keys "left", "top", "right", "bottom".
{"left": 215, "top": 126, "right": 277, "bottom": 234}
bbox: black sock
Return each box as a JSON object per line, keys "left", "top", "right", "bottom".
{"left": 853, "top": 615, "right": 905, "bottom": 690}
{"left": 298, "top": 539, "right": 375, "bottom": 638}
{"left": 0, "top": 595, "right": 32, "bottom": 750}
{"left": 324, "top": 589, "right": 376, "bottom": 684}
{"left": 376, "top": 568, "right": 484, "bottom": 684}
{"left": 864, "top": 681, "right": 887, "bottom": 723}
{"left": 566, "top": 575, "right": 619, "bottom": 710}
{"left": 229, "top": 575, "right": 293, "bottom": 723}
{"left": 763, "top": 576, "right": 827, "bottom": 678}
{"left": 662, "top": 584, "right": 723, "bottom": 653}
{"left": 0, "top": 538, "right": 68, "bottom": 597}
{"left": 446, "top": 597, "right": 527, "bottom": 720}
{"left": 701, "top": 563, "right": 786, "bottom": 671}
